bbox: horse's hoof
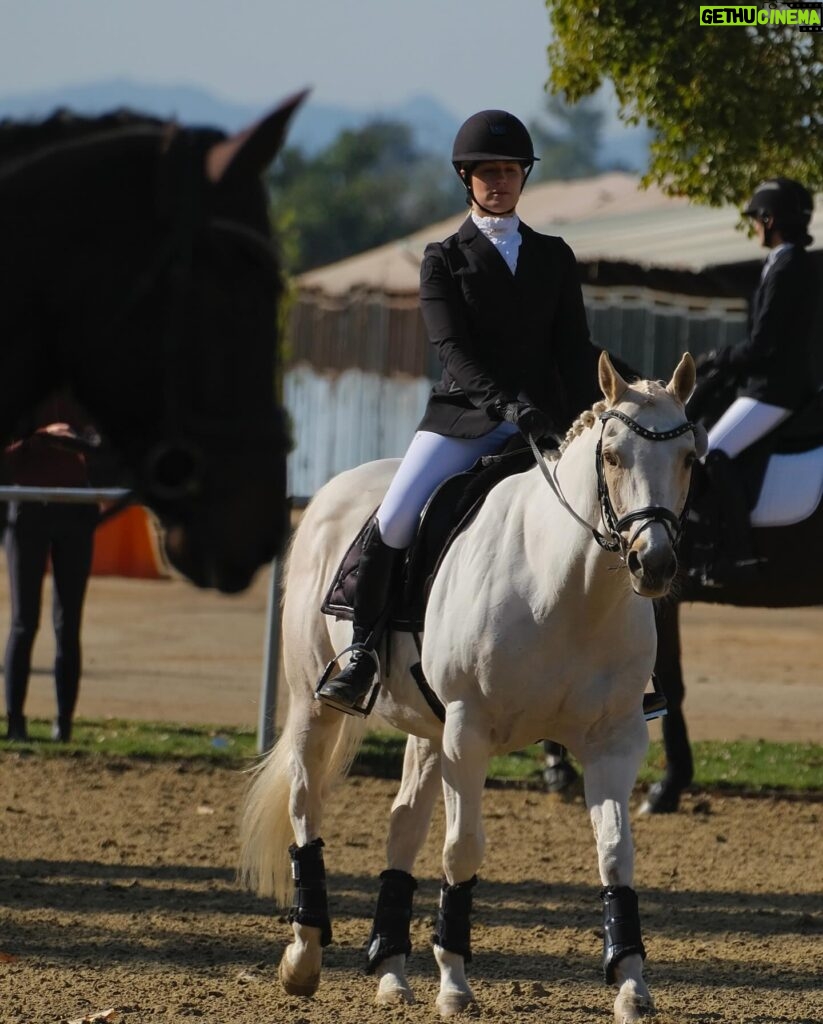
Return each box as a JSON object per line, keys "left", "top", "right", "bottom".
{"left": 436, "top": 992, "right": 476, "bottom": 1017}
{"left": 543, "top": 760, "right": 579, "bottom": 795}
{"left": 638, "top": 780, "right": 681, "bottom": 815}
{"left": 375, "top": 982, "right": 414, "bottom": 1005}
{"left": 614, "top": 991, "right": 656, "bottom": 1022}
{"left": 278, "top": 957, "right": 319, "bottom": 997}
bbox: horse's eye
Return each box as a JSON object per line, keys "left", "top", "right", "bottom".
{"left": 603, "top": 450, "right": 619, "bottom": 468}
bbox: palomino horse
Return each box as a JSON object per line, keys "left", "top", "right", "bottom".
{"left": 240, "top": 353, "right": 703, "bottom": 1022}
{"left": 0, "top": 93, "right": 307, "bottom": 592}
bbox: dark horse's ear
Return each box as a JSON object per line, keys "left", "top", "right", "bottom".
{"left": 206, "top": 89, "right": 310, "bottom": 186}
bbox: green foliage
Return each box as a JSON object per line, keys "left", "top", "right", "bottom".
{"left": 268, "top": 120, "right": 462, "bottom": 274}
{"left": 7, "top": 721, "right": 820, "bottom": 796}
{"left": 545, "top": 0, "right": 823, "bottom": 204}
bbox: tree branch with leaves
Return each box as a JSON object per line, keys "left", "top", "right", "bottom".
{"left": 545, "top": 0, "right": 823, "bottom": 205}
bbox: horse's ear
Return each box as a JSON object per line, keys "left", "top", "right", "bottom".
{"left": 667, "top": 352, "right": 697, "bottom": 405}
{"left": 206, "top": 88, "right": 310, "bottom": 186}
{"left": 598, "top": 351, "right": 629, "bottom": 405}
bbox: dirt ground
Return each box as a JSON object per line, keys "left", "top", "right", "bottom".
{"left": 0, "top": 760, "right": 821, "bottom": 1024}
{"left": 0, "top": 558, "right": 822, "bottom": 1022}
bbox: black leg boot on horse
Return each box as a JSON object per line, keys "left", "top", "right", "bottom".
{"left": 316, "top": 519, "right": 404, "bottom": 716}
{"left": 701, "top": 450, "right": 761, "bottom": 585}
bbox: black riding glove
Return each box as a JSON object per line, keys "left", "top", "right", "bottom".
{"left": 499, "top": 401, "right": 552, "bottom": 440}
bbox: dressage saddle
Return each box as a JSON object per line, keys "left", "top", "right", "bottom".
{"left": 321, "top": 440, "right": 536, "bottom": 634}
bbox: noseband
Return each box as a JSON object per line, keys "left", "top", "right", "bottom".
{"left": 528, "top": 406, "right": 697, "bottom": 559}
{"left": 594, "top": 409, "right": 696, "bottom": 556}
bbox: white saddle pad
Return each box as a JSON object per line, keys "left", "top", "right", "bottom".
{"left": 750, "top": 446, "right": 823, "bottom": 527}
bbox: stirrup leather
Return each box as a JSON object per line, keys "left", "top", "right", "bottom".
{"left": 315, "top": 643, "right": 381, "bottom": 718}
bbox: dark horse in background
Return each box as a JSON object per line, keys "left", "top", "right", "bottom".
{"left": 643, "top": 364, "right": 823, "bottom": 812}
{"left": 544, "top": 362, "right": 823, "bottom": 812}
{"left": 0, "top": 91, "right": 307, "bottom": 593}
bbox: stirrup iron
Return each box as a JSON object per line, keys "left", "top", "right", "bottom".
{"left": 315, "top": 644, "right": 381, "bottom": 718}
{"left": 643, "top": 675, "right": 668, "bottom": 722}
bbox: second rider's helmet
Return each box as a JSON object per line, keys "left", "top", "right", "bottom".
{"left": 743, "top": 177, "right": 814, "bottom": 244}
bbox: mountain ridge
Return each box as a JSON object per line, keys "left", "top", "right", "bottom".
{"left": 0, "top": 78, "right": 462, "bottom": 157}
{"left": 0, "top": 78, "right": 649, "bottom": 169}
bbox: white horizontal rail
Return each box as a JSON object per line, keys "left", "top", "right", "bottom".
{"left": 0, "top": 486, "right": 129, "bottom": 503}
{"left": 0, "top": 483, "right": 301, "bottom": 754}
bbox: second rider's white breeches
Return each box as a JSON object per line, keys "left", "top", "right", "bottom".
{"left": 707, "top": 397, "right": 791, "bottom": 459}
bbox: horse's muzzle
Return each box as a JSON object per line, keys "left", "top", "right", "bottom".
{"left": 627, "top": 536, "right": 678, "bottom": 598}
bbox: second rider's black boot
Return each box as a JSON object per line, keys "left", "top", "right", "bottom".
{"left": 702, "top": 450, "right": 761, "bottom": 584}
{"left": 316, "top": 519, "right": 403, "bottom": 716}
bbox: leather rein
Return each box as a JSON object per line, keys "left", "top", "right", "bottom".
{"left": 528, "top": 407, "right": 698, "bottom": 558}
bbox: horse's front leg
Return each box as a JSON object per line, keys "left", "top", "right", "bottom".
{"left": 435, "top": 701, "right": 489, "bottom": 1018}
{"left": 583, "top": 724, "right": 655, "bottom": 1023}
{"left": 640, "top": 600, "right": 693, "bottom": 814}
{"left": 370, "top": 734, "right": 442, "bottom": 1006}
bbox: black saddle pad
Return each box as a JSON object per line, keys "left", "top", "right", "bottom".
{"left": 773, "top": 390, "right": 823, "bottom": 454}
{"left": 321, "top": 442, "right": 537, "bottom": 633}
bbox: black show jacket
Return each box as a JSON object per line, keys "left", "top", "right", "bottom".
{"left": 417, "top": 216, "right": 618, "bottom": 438}
{"left": 720, "top": 244, "right": 818, "bottom": 409}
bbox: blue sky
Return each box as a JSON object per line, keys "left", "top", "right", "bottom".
{"left": 0, "top": 0, "right": 573, "bottom": 123}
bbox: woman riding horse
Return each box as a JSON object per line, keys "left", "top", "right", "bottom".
{"left": 317, "top": 108, "right": 636, "bottom": 716}
{"left": 697, "top": 177, "right": 817, "bottom": 583}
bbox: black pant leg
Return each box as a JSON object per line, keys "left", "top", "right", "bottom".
{"left": 4, "top": 504, "right": 51, "bottom": 717}
{"left": 49, "top": 505, "right": 97, "bottom": 721}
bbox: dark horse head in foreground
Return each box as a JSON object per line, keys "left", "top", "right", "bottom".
{"left": 0, "top": 92, "right": 307, "bottom": 592}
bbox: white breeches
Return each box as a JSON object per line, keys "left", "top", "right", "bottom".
{"left": 376, "top": 423, "right": 520, "bottom": 550}
{"left": 707, "top": 397, "right": 792, "bottom": 459}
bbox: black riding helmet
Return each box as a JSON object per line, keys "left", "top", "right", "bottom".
{"left": 743, "top": 177, "right": 814, "bottom": 245}
{"left": 452, "top": 109, "right": 539, "bottom": 213}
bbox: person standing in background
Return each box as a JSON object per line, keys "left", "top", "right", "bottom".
{"left": 3, "top": 391, "right": 100, "bottom": 742}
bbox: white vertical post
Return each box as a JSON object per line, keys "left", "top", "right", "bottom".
{"left": 257, "top": 555, "right": 283, "bottom": 753}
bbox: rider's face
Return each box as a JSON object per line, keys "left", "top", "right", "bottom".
{"left": 467, "top": 161, "right": 526, "bottom": 215}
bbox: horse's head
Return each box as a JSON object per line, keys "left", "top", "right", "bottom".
{"left": 23, "top": 94, "right": 310, "bottom": 592}
{"left": 596, "top": 352, "right": 707, "bottom": 597}
{"left": 130, "top": 93, "right": 313, "bottom": 592}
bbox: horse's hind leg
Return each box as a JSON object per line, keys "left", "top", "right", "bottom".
{"left": 433, "top": 701, "right": 490, "bottom": 1017}
{"left": 370, "top": 734, "right": 442, "bottom": 1006}
{"left": 582, "top": 725, "right": 655, "bottom": 1023}
{"left": 285, "top": 695, "right": 369, "bottom": 997}
{"left": 242, "top": 686, "right": 364, "bottom": 999}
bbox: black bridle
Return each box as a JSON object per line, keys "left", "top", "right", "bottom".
{"left": 528, "top": 406, "right": 698, "bottom": 559}
{"left": 594, "top": 408, "right": 697, "bottom": 555}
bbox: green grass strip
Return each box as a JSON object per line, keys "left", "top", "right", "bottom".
{"left": 2, "top": 719, "right": 821, "bottom": 795}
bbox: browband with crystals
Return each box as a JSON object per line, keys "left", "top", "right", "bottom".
{"left": 600, "top": 408, "right": 696, "bottom": 442}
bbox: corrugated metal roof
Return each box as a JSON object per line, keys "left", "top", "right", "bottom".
{"left": 297, "top": 171, "right": 822, "bottom": 296}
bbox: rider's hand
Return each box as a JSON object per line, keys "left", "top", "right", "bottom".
{"left": 500, "top": 401, "right": 552, "bottom": 439}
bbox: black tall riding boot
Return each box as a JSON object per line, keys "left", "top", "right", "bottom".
{"left": 703, "top": 450, "right": 760, "bottom": 583}
{"left": 316, "top": 519, "right": 403, "bottom": 716}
